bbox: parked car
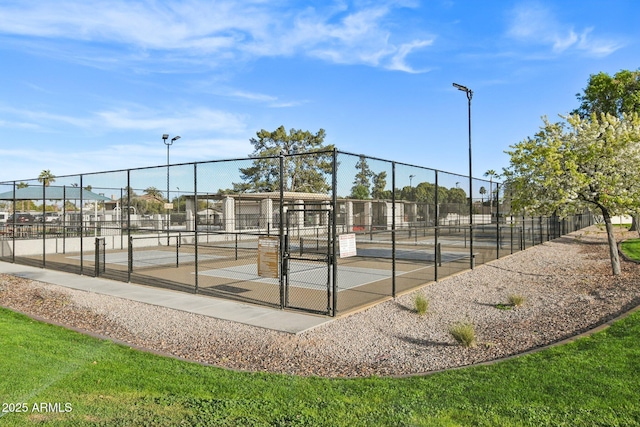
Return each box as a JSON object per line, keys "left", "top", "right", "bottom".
{"left": 33, "top": 212, "right": 61, "bottom": 223}
{"left": 7, "top": 213, "right": 36, "bottom": 223}
{"left": 45, "top": 212, "right": 61, "bottom": 223}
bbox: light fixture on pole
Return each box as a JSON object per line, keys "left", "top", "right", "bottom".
{"left": 162, "top": 134, "right": 180, "bottom": 244}
{"left": 452, "top": 82, "right": 474, "bottom": 269}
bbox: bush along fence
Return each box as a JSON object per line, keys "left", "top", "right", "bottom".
{"left": 0, "top": 150, "right": 592, "bottom": 316}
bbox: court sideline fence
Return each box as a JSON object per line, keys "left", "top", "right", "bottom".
{"left": 0, "top": 150, "right": 593, "bottom": 316}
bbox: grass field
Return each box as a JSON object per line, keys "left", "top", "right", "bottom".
{"left": 621, "top": 238, "right": 640, "bottom": 261}
{"left": 1, "top": 307, "right": 639, "bottom": 426}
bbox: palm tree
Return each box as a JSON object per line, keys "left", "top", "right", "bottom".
{"left": 38, "top": 170, "right": 56, "bottom": 187}
{"left": 16, "top": 182, "right": 28, "bottom": 212}
{"left": 483, "top": 170, "right": 500, "bottom": 217}
{"left": 479, "top": 186, "right": 487, "bottom": 213}
{"left": 144, "top": 187, "right": 164, "bottom": 200}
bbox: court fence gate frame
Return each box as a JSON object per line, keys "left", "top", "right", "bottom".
{"left": 0, "top": 149, "right": 594, "bottom": 316}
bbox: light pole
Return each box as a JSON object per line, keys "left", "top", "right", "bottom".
{"left": 453, "top": 82, "right": 474, "bottom": 269}
{"left": 409, "top": 174, "right": 415, "bottom": 200}
{"left": 162, "top": 134, "right": 180, "bottom": 243}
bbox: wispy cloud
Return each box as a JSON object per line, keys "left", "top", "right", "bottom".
{"left": 227, "top": 90, "right": 278, "bottom": 103}
{"left": 506, "top": 2, "right": 624, "bottom": 57}
{"left": 388, "top": 40, "right": 434, "bottom": 73}
{"left": 290, "top": 5, "right": 434, "bottom": 72}
{"left": 0, "top": 104, "right": 247, "bottom": 136}
{"left": 0, "top": 0, "right": 434, "bottom": 72}
{"left": 0, "top": 119, "right": 41, "bottom": 130}
{"left": 0, "top": 107, "right": 93, "bottom": 129}
{"left": 95, "top": 107, "right": 247, "bottom": 134}
{"left": 0, "top": 135, "right": 252, "bottom": 180}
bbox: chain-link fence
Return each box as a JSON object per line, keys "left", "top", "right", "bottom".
{"left": 0, "top": 150, "right": 593, "bottom": 316}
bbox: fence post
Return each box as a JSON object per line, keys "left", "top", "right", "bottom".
{"left": 510, "top": 217, "right": 513, "bottom": 254}
{"left": 127, "top": 170, "right": 131, "bottom": 282}
{"left": 391, "top": 161, "right": 396, "bottom": 298}
{"left": 531, "top": 216, "right": 535, "bottom": 246}
{"left": 539, "top": 216, "right": 543, "bottom": 244}
{"left": 10, "top": 182, "right": 15, "bottom": 263}
{"left": 95, "top": 238, "right": 100, "bottom": 277}
{"left": 279, "top": 152, "right": 285, "bottom": 310}
{"left": 42, "top": 181, "right": 46, "bottom": 268}
{"left": 62, "top": 185, "right": 67, "bottom": 254}
{"left": 194, "top": 163, "right": 199, "bottom": 294}
{"left": 331, "top": 149, "right": 338, "bottom": 316}
{"left": 434, "top": 171, "right": 439, "bottom": 282}
{"left": 176, "top": 233, "right": 180, "bottom": 268}
{"left": 92, "top": 237, "right": 106, "bottom": 277}
{"left": 496, "top": 186, "right": 500, "bottom": 259}
{"left": 127, "top": 235, "right": 133, "bottom": 281}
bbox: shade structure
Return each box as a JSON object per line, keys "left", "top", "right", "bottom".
{"left": 0, "top": 186, "right": 111, "bottom": 201}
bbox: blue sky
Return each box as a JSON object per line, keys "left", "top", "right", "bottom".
{"left": 1, "top": 0, "right": 638, "bottom": 186}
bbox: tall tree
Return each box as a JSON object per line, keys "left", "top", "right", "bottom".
{"left": 350, "top": 185, "right": 370, "bottom": 200}
{"left": 16, "top": 182, "right": 28, "bottom": 212}
{"left": 236, "top": 126, "right": 334, "bottom": 193}
{"left": 38, "top": 170, "right": 55, "bottom": 187}
{"left": 350, "top": 155, "right": 373, "bottom": 199}
{"left": 144, "top": 186, "right": 164, "bottom": 200}
{"left": 436, "top": 185, "right": 466, "bottom": 217}
{"left": 573, "top": 69, "right": 640, "bottom": 119}
{"left": 483, "top": 169, "right": 499, "bottom": 208}
{"left": 371, "top": 171, "right": 389, "bottom": 199}
{"left": 479, "top": 186, "right": 487, "bottom": 207}
{"left": 414, "top": 182, "right": 435, "bottom": 204}
{"left": 504, "top": 113, "right": 640, "bottom": 275}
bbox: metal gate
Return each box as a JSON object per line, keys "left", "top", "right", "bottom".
{"left": 283, "top": 208, "right": 333, "bottom": 315}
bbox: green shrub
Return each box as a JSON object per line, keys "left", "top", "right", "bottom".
{"left": 413, "top": 293, "right": 429, "bottom": 316}
{"left": 449, "top": 322, "right": 477, "bottom": 348}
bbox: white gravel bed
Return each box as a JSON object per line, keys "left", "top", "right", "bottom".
{"left": 1, "top": 226, "right": 639, "bottom": 378}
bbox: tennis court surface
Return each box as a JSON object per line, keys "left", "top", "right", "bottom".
{"left": 199, "top": 261, "right": 394, "bottom": 291}
{"left": 68, "top": 250, "right": 223, "bottom": 268}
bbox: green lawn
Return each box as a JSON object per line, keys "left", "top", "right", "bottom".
{"left": 621, "top": 238, "right": 640, "bottom": 261}
{"left": 1, "top": 306, "right": 639, "bottom": 426}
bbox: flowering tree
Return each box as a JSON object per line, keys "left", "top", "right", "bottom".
{"left": 573, "top": 69, "right": 640, "bottom": 233}
{"left": 504, "top": 113, "right": 640, "bottom": 275}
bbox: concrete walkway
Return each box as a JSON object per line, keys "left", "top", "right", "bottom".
{"left": 0, "top": 261, "right": 332, "bottom": 334}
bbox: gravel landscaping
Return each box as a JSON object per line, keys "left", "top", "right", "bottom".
{"left": 1, "top": 225, "right": 639, "bottom": 378}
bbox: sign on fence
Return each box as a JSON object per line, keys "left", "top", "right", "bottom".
{"left": 258, "top": 236, "right": 280, "bottom": 279}
{"left": 339, "top": 233, "right": 357, "bottom": 258}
